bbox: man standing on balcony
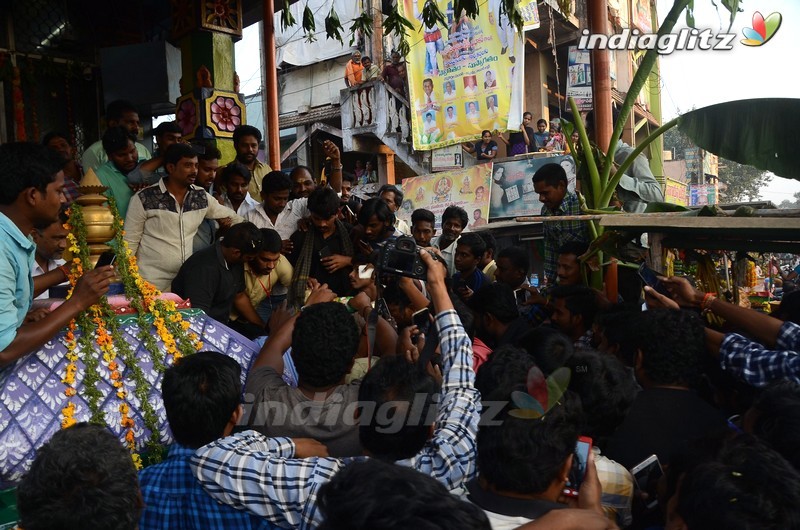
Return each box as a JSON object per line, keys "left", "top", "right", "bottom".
{"left": 362, "top": 56, "right": 381, "bottom": 81}
{"left": 344, "top": 51, "right": 364, "bottom": 87}
{"left": 381, "top": 51, "right": 407, "bottom": 97}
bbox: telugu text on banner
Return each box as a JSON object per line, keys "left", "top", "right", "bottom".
{"left": 399, "top": 0, "right": 524, "bottom": 151}
{"left": 398, "top": 165, "right": 493, "bottom": 230}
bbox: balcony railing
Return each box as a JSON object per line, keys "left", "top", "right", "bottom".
{"left": 341, "top": 81, "right": 411, "bottom": 150}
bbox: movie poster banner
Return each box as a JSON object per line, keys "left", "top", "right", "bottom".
{"left": 567, "top": 46, "right": 592, "bottom": 111}
{"left": 398, "top": 165, "right": 492, "bottom": 230}
{"left": 488, "top": 154, "right": 577, "bottom": 220}
{"left": 399, "top": 0, "right": 524, "bottom": 151}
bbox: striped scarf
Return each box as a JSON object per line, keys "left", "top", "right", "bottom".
{"left": 289, "top": 219, "right": 353, "bottom": 308}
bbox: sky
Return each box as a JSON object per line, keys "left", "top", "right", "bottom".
{"left": 656, "top": 0, "right": 800, "bottom": 205}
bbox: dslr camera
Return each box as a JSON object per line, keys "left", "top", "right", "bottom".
{"left": 379, "top": 235, "right": 427, "bottom": 280}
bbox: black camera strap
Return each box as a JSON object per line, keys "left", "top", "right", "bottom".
{"left": 417, "top": 315, "right": 439, "bottom": 371}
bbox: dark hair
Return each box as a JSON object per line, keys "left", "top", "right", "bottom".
{"left": 550, "top": 285, "right": 599, "bottom": 330}
{"left": 565, "top": 350, "right": 638, "bottom": 448}
{"left": 456, "top": 232, "right": 486, "bottom": 258}
{"left": 358, "top": 355, "right": 439, "bottom": 461}
{"left": 308, "top": 187, "right": 343, "bottom": 218}
{"left": 532, "top": 163, "right": 568, "bottom": 187}
{"left": 475, "top": 345, "right": 536, "bottom": 407}
{"left": 478, "top": 391, "right": 583, "bottom": 494}
{"left": 219, "top": 162, "right": 253, "bottom": 185}
{"left": 259, "top": 228, "right": 283, "bottom": 253}
{"left": 17, "top": 423, "right": 141, "bottom": 530}
{"left": 289, "top": 165, "right": 313, "bottom": 180}
{"left": 41, "top": 131, "right": 70, "bottom": 146}
{"left": 481, "top": 129, "right": 491, "bottom": 137}
{"left": 424, "top": 112, "right": 433, "bottom": 120}
{"left": 195, "top": 142, "right": 222, "bottom": 161}
{"left": 233, "top": 124, "right": 262, "bottom": 144}
{"left": 497, "top": 246, "right": 530, "bottom": 274}
{"left": 342, "top": 172, "right": 355, "bottom": 184}
{"left": 357, "top": 197, "right": 395, "bottom": 228}
{"left": 537, "top": 119, "right": 547, "bottom": 127}
{"left": 106, "top": 100, "right": 139, "bottom": 122}
{"left": 442, "top": 205, "right": 468, "bottom": 230}
{"left": 594, "top": 304, "right": 644, "bottom": 365}
{"left": 293, "top": 303, "right": 359, "bottom": 388}
{"left": 154, "top": 120, "right": 182, "bottom": 136}
{"left": 261, "top": 170, "right": 293, "bottom": 195}
{"left": 478, "top": 231, "right": 496, "bottom": 257}
{"left": 220, "top": 221, "right": 262, "bottom": 254}
{"left": 774, "top": 290, "right": 800, "bottom": 325}
{"left": 0, "top": 143, "right": 66, "bottom": 205}
{"left": 558, "top": 240, "right": 589, "bottom": 258}
{"left": 102, "top": 126, "right": 136, "bottom": 155}
{"left": 677, "top": 436, "right": 800, "bottom": 530}
{"left": 515, "top": 327, "right": 574, "bottom": 375}
{"left": 637, "top": 309, "right": 704, "bottom": 386}
{"left": 161, "top": 351, "right": 242, "bottom": 448}
{"left": 470, "top": 283, "right": 519, "bottom": 324}
{"left": 411, "top": 208, "right": 435, "bottom": 226}
{"left": 750, "top": 381, "right": 800, "bottom": 470}
{"left": 378, "top": 184, "right": 404, "bottom": 207}
{"left": 318, "top": 459, "right": 491, "bottom": 530}
{"left": 164, "top": 143, "right": 198, "bottom": 167}
{"left": 523, "top": 111, "right": 533, "bottom": 119}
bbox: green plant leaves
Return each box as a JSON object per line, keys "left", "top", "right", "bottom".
{"left": 349, "top": 11, "right": 374, "bottom": 46}
{"left": 383, "top": 9, "right": 414, "bottom": 58}
{"left": 302, "top": 4, "right": 317, "bottom": 42}
{"left": 280, "top": 0, "right": 296, "bottom": 30}
{"left": 324, "top": 5, "right": 344, "bottom": 44}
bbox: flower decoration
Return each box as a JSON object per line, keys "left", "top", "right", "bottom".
{"left": 176, "top": 97, "right": 198, "bottom": 137}
{"left": 210, "top": 96, "right": 241, "bottom": 132}
{"left": 201, "top": 0, "right": 242, "bottom": 35}
{"left": 60, "top": 197, "right": 202, "bottom": 467}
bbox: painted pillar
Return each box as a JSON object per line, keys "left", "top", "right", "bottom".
{"left": 262, "top": 0, "right": 281, "bottom": 169}
{"left": 171, "top": 0, "right": 246, "bottom": 165}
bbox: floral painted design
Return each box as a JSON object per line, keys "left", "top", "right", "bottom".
{"left": 210, "top": 95, "right": 241, "bottom": 132}
{"left": 176, "top": 98, "right": 198, "bottom": 137}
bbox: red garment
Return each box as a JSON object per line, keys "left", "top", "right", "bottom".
{"left": 472, "top": 336, "right": 493, "bottom": 373}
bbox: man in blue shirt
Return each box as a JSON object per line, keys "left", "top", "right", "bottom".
{"left": 0, "top": 143, "right": 115, "bottom": 369}
{"left": 139, "top": 350, "right": 327, "bottom": 529}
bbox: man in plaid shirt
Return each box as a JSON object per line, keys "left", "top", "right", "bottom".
{"left": 657, "top": 276, "right": 800, "bottom": 387}
{"left": 139, "top": 351, "right": 319, "bottom": 529}
{"left": 532, "top": 163, "right": 590, "bottom": 286}
{"left": 190, "top": 249, "right": 480, "bottom": 529}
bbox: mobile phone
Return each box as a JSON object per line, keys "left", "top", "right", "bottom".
{"left": 638, "top": 263, "right": 671, "bottom": 297}
{"left": 95, "top": 250, "right": 117, "bottom": 268}
{"left": 564, "top": 436, "right": 592, "bottom": 497}
{"left": 631, "top": 454, "right": 664, "bottom": 510}
{"left": 319, "top": 246, "right": 332, "bottom": 259}
{"left": 375, "top": 298, "right": 392, "bottom": 321}
{"left": 412, "top": 307, "right": 431, "bottom": 335}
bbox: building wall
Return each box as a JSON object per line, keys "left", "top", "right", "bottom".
{"left": 278, "top": 57, "right": 350, "bottom": 116}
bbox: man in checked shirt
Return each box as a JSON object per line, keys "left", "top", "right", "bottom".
{"left": 532, "top": 163, "right": 590, "bottom": 287}
{"left": 190, "top": 248, "right": 481, "bottom": 529}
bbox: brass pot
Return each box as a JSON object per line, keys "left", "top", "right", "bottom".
{"left": 81, "top": 204, "right": 116, "bottom": 243}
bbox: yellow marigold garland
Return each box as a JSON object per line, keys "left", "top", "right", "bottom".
{"left": 60, "top": 198, "right": 203, "bottom": 467}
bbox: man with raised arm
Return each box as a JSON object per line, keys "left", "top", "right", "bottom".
{"left": 190, "top": 248, "right": 479, "bottom": 529}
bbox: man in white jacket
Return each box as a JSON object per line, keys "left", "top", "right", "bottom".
{"left": 124, "top": 144, "right": 242, "bottom": 291}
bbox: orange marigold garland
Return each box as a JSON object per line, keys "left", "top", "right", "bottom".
{"left": 60, "top": 198, "right": 203, "bottom": 466}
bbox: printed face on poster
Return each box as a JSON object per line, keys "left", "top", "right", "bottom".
{"left": 398, "top": 165, "right": 493, "bottom": 230}
{"left": 488, "top": 155, "right": 577, "bottom": 220}
{"left": 399, "top": 0, "right": 524, "bottom": 151}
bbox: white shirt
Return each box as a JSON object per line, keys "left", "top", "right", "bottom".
{"left": 32, "top": 258, "right": 66, "bottom": 299}
{"left": 432, "top": 234, "right": 459, "bottom": 277}
{"left": 222, "top": 194, "right": 260, "bottom": 217}
{"left": 244, "top": 198, "right": 310, "bottom": 240}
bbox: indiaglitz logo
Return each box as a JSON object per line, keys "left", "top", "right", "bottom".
{"left": 741, "top": 11, "right": 782, "bottom": 46}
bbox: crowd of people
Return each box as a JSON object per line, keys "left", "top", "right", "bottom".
{"left": 2, "top": 100, "right": 800, "bottom": 530}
